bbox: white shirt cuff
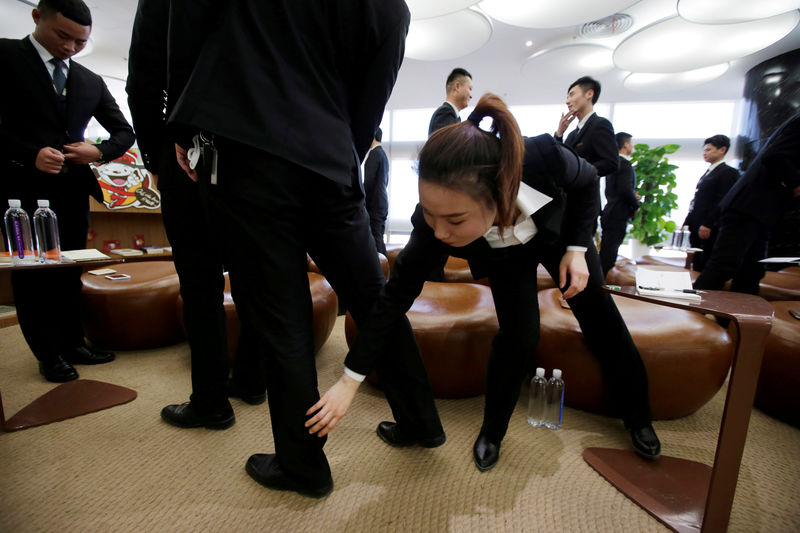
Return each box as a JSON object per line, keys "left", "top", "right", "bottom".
{"left": 566, "top": 246, "right": 587, "bottom": 252}
{"left": 344, "top": 366, "right": 366, "bottom": 383}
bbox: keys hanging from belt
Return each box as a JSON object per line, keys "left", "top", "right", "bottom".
{"left": 188, "top": 133, "right": 219, "bottom": 184}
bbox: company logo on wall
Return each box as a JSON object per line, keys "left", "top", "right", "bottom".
{"left": 91, "top": 147, "right": 160, "bottom": 210}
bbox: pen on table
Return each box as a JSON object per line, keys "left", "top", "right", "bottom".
{"left": 637, "top": 285, "right": 703, "bottom": 294}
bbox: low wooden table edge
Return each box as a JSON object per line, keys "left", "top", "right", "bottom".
{"left": 584, "top": 287, "right": 773, "bottom": 533}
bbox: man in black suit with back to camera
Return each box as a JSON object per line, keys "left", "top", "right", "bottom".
{"left": 600, "top": 132, "right": 640, "bottom": 276}
{"left": 166, "top": 0, "right": 443, "bottom": 499}
{"left": 428, "top": 68, "right": 473, "bottom": 136}
{"left": 363, "top": 127, "right": 389, "bottom": 255}
{"left": 682, "top": 134, "right": 739, "bottom": 272}
{"left": 0, "top": 0, "right": 134, "bottom": 383}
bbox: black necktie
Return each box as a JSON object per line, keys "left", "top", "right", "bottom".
{"left": 51, "top": 58, "right": 66, "bottom": 95}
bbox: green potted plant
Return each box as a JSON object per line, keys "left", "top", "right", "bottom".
{"left": 629, "top": 143, "right": 680, "bottom": 248}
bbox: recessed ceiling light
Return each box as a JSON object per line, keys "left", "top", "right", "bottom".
{"left": 525, "top": 40, "right": 533, "bottom": 47}
{"left": 678, "top": 0, "right": 800, "bottom": 24}
{"left": 405, "top": 9, "right": 493, "bottom": 61}
{"left": 624, "top": 63, "right": 730, "bottom": 93}
{"left": 478, "top": 0, "right": 638, "bottom": 28}
{"left": 405, "top": 0, "right": 480, "bottom": 20}
{"left": 614, "top": 12, "right": 800, "bottom": 73}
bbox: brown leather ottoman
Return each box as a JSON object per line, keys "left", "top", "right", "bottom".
{"left": 81, "top": 261, "right": 184, "bottom": 350}
{"left": 535, "top": 288, "right": 734, "bottom": 419}
{"left": 606, "top": 261, "right": 701, "bottom": 287}
{"left": 754, "top": 301, "right": 800, "bottom": 427}
{"left": 345, "top": 281, "right": 499, "bottom": 398}
{"left": 177, "top": 271, "right": 339, "bottom": 361}
{"left": 759, "top": 270, "right": 800, "bottom": 301}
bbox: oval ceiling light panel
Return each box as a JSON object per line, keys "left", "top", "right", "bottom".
{"left": 478, "top": 0, "right": 638, "bottom": 28}
{"left": 678, "top": 0, "right": 800, "bottom": 24}
{"left": 405, "top": 0, "right": 481, "bottom": 20}
{"left": 614, "top": 12, "right": 800, "bottom": 73}
{"left": 522, "top": 45, "right": 615, "bottom": 80}
{"left": 624, "top": 63, "right": 730, "bottom": 93}
{"left": 405, "top": 9, "right": 492, "bottom": 61}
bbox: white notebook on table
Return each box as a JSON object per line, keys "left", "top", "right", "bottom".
{"left": 635, "top": 266, "right": 702, "bottom": 301}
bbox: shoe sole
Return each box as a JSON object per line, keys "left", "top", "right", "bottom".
{"left": 232, "top": 394, "right": 266, "bottom": 406}
{"left": 245, "top": 460, "right": 333, "bottom": 499}
{"left": 473, "top": 455, "right": 499, "bottom": 472}
{"left": 376, "top": 424, "right": 446, "bottom": 448}
{"left": 160, "top": 413, "right": 235, "bottom": 430}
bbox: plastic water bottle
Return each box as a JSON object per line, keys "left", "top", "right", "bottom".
{"left": 527, "top": 367, "right": 547, "bottom": 427}
{"left": 4, "top": 199, "right": 36, "bottom": 264}
{"left": 679, "top": 225, "right": 691, "bottom": 251}
{"left": 33, "top": 199, "right": 61, "bottom": 263}
{"left": 544, "top": 369, "right": 565, "bottom": 430}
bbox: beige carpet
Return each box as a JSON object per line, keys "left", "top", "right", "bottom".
{"left": 1, "top": 317, "right": 798, "bottom": 533}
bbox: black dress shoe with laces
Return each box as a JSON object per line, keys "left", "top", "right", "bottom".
{"left": 246, "top": 453, "right": 333, "bottom": 499}
{"left": 161, "top": 401, "right": 235, "bottom": 430}
{"left": 39, "top": 356, "right": 79, "bottom": 382}
{"left": 376, "top": 421, "right": 446, "bottom": 448}
{"left": 473, "top": 434, "right": 500, "bottom": 471}
{"left": 227, "top": 380, "right": 267, "bottom": 405}
{"left": 630, "top": 424, "right": 661, "bottom": 460}
{"left": 63, "top": 346, "right": 115, "bottom": 365}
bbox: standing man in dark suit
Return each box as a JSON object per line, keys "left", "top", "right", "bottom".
{"left": 428, "top": 68, "right": 473, "bottom": 136}
{"left": 126, "top": 0, "right": 266, "bottom": 432}
{"left": 0, "top": 0, "right": 134, "bottom": 383}
{"left": 164, "top": 0, "right": 442, "bottom": 498}
{"left": 363, "top": 128, "right": 389, "bottom": 255}
{"left": 695, "top": 112, "right": 800, "bottom": 294}
{"left": 600, "top": 132, "right": 640, "bottom": 276}
{"left": 682, "top": 135, "right": 739, "bottom": 272}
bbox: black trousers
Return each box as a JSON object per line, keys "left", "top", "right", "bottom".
{"left": 479, "top": 240, "right": 652, "bottom": 443}
{"left": 197, "top": 137, "right": 442, "bottom": 485}
{"left": 159, "top": 154, "right": 265, "bottom": 412}
{"left": 693, "top": 210, "right": 767, "bottom": 294}
{"left": 599, "top": 216, "right": 628, "bottom": 277}
{"left": 10, "top": 190, "right": 89, "bottom": 361}
{"left": 688, "top": 226, "right": 718, "bottom": 272}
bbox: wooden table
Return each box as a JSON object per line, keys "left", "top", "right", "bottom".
{"left": 583, "top": 287, "right": 773, "bottom": 532}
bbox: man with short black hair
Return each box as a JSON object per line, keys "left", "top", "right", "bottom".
{"left": 682, "top": 134, "right": 739, "bottom": 271}
{"left": 0, "top": 0, "right": 134, "bottom": 382}
{"left": 600, "top": 131, "right": 640, "bottom": 276}
{"left": 428, "top": 67, "right": 473, "bottom": 136}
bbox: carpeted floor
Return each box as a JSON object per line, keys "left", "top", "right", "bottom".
{"left": 1, "top": 317, "right": 798, "bottom": 532}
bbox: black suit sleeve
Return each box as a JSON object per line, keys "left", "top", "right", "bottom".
{"left": 126, "top": 0, "right": 169, "bottom": 173}
{"left": 558, "top": 144, "right": 601, "bottom": 246}
{"left": 428, "top": 105, "right": 458, "bottom": 136}
{"left": 700, "top": 166, "right": 738, "bottom": 228}
{"left": 88, "top": 76, "right": 136, "bottom": 163}
{"left": 618, "top": 159, "right": 640, "bottom": 213}
{"left": 590, "top": 117, "right": 619, "bottom": 177}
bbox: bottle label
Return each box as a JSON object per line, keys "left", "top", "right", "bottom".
{"left": 558, "top": 389, "right": 564, "bottom": 425}
{"left": 13, "top": 217, "right": 25, "bottom": 259}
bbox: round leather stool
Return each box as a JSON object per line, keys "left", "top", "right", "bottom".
{"left": 754, "top": 301, "right": 800, "bottom": 427}
{"left": 177, "top": 271, "right": 339, "bottom": 361}
{"left": 345, "top": 281, "right": 499, "bottom": 398}
{"left": 758, "top": 270, "right": 800, "bottom": 301}
{"left": 535, "top": 288, "right": 734, "bottom": 419}
{"left": 81, "top": 261, "right": 184, "bottom": 350}
{"left": 605, "top": 261, "right": 700, "bottom": 287}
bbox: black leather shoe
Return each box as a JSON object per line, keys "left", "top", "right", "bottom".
{"left": 227, "top": 380, "right": 266, "bottom": 405}
{"left": 246, "top": 453, "right": 333, "bottom": 499}
{"left": 376, "top": 421, "right": 446, "bottom": 448}
{"left": 473, "top": 434, "right": 500, "bottom": 471}
{"left": 630, "top": 424, "right": 661, "bottom": 460}
{"left": 161, "top": 402, "right": 235, "bottom": 430}
{"left": 63, "top": 346, "right": 115, "bottom": 365}
{"left": 39, "top": 356, "right": 78, "bottom": 383}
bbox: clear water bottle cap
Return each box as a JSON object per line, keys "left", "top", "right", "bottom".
{"left": 553, "top": 368, "right": 562, "bottom": 379}
{"left": 37, "top": 199, "right": 50, "bottom": 208}
{"left": 536, "top": 367, "right": 545, "bottom": 377}
{"left": 8, "top": 199, "right": 21, "bottom": 208}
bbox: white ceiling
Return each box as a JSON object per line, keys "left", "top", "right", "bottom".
{"left": 2, "top": 0, "right": 800, "bottom": 113}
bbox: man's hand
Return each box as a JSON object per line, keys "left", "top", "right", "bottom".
{"left": 305, "top": 373, "right": 361, "bottom": 437}
{"left": 175, "top": 144, "right": 198, "bottom": 182}
{"left": 63, "top": 142, "right": 102, "bottom": 165}
{"left": 555, "top": 110, "right": 577, "bottom": 138}
{"left": 698, "top": 225, "right": 711, "bottom": 240}
{"left": 35, "top": 147, "right": 65, "bottom": 174}
{"left": 558, "top": 250, "right": 589, "bottom": 299}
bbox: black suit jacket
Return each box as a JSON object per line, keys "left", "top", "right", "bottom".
{"left": 683, "top": 162, "right": 739, "bottom": 230}
{"left": 344, "top": 134, "right": 598, "bottom": 374}
{"left": 0, "top": 37, "right": 134, "bottom": 207}
{"left": 168, "top": 0, "right": 410, "bottom": 186}
{"left": 602, "top": 155, "right": 639, "bottom": 221}
{"left": 561, "top": 113, "right": 618, "bottom": 177}
{"left": 718, "top": 111, "right": 800, "bottom": 226}
{"left": 364, "top": 145, "right": 389, "bottom": 222}
{"left": 428, "top": 102, "right": 460, "bottom": 137}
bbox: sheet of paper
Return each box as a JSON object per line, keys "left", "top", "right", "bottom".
{"left": 61, "top": 249, "right": 111, "bottom": 261}
{"left": 758, "top": 257, "right": 800, "bottom": 263}
{"left": 88, "top": 268, "right": 117, "bottom": 275}
{"left": 635, "top": 266, "right": 702, "bottom": 301}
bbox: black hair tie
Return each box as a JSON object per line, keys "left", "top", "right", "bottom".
{"left": 467, "top": 111, "right": 482, "bottom": 126}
